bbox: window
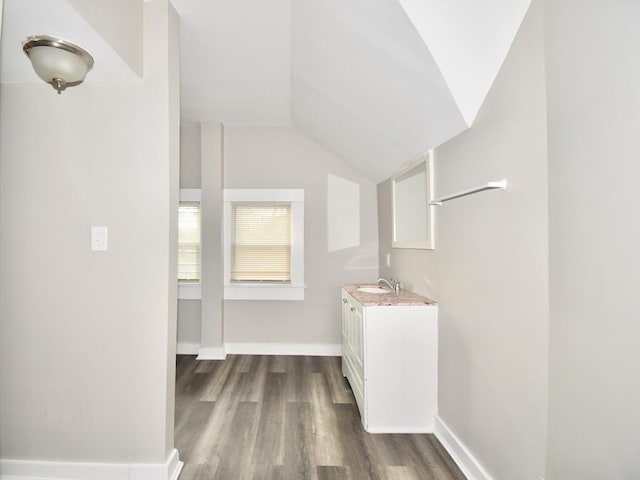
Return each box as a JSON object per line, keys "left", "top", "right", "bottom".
{"left": 224, "top": 189, "right": 304, "bottom": 300}
{"left": 178, "top": 189, "right": 201, "bottom": 299}
{"left": 178, "top": 202, "right": 201, "bottom": 282}
{"left": 231, "top": 203, "right": 291, "bottom": 282}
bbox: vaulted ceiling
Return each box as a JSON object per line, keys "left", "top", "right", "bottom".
{"left": 0, "top": 0, "right": 530, "bottom": 182}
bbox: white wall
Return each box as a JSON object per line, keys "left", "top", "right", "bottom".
{"left": 69, "top": 0, "right": 143, "bottom": 76}
{"left": 0, "top": 0, "right": 179, "bottom": 466}
{"left": 378, "top": 1, "right": 640, "bottom": 478}
{"left": 379, "top": 3, "right": 549, "bottom": 478}
{"left": 164, "top": 0, "right": 180, "bottom": 455}
{"left": 177, "top": 299, "right": 201, "bottom": 348}
{"left": 223, "top": 127, "right": 379, "bottom": 347}
{"left": 176, "top": 126, "right": 379, "bottom": 351}
{"left": 544, "top": 1, "right": 640, "bottom": 478}
{"left": 180, "top": 124, "right": 201, "bottom": 189}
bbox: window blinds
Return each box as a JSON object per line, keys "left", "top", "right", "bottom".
{"left": 231, "top": 203, "right": 291, "bottom": 282}
{"left": 178, "top": 201, "right": 201, "bottom": 282}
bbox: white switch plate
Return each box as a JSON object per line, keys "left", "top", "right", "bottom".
{"left": 386, "top": 253, "right": 391, "bottom": 267}
{"left": 91, "top": 226, "right": 108, "bottom": 251}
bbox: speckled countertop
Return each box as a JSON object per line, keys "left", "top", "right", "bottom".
{"left": 342, "top": 284, "right": 437, "bottom": 307}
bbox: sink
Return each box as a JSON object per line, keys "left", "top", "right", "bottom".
{"left": 357, "top": 286, "right": 389, "bottom": 294}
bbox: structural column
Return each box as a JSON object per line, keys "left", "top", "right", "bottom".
{"left": 198, "top": 122, "right": 225, "bottom": 359}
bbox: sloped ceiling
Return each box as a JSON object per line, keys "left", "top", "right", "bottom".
{"left": 173, "top": 0, "right": 530, "bottom": 182}
{"left": 399, "top": 0, "right": 531, "bottom": 126}
{"left": 290, "top": 0, "right": 467, "bottom": 181}
{"left": 1, "top": 0, "right": 531, "bottom": 182}
{"left": 175, "top": 0, "right": 291, "bottom": 126}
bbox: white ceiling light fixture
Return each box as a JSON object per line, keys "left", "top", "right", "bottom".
{"left": 22, "top": 35, "right": 94, "bottom": 94}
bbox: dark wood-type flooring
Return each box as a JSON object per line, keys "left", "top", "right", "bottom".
{"left": 175, "top": 354, "right": 466, "bottom": 480}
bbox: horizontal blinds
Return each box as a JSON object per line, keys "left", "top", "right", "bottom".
{"left": 231, "top": 203, "right": 291, "bottom": 282}
{"left": 178, "top": 202, "right": 200, "bottom": 282}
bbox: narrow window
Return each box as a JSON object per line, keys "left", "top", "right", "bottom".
{"left": 178, "top": 201, "right": 201, "bottom": 283}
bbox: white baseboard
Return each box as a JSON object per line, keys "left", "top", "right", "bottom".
{"left": 176, "top": 342, "right": 200, "bottom": 355}
{"left": 434, "top": 416, "right": 493, "bottom": 480}
{"left": 196, "top": 345, "right": 227, "bottom": 360}
{"left": 191, "top": 343, "right": 342, "bottom": 360}
{"left": 224, "top": 342, "right": 342, "bottom": 356}
{"left": 365, "top": 424, "right": 434, "bottom": 434}
{"left": 0, "top": 448, "right": 183, "bottom": 480}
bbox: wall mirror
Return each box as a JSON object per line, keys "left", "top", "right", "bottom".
{"left": 391, "top": 151, "right": 435, "bottom": 250}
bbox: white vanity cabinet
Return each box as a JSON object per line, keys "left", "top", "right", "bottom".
{"left": 341, "top": 287, "right": 438, "bottom": 433}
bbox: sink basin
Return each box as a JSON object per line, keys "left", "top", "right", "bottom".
{"left": 357, "top": 286, "right": 389, "bottom": 294}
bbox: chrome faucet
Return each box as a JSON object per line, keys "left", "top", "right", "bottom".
{"left": 378, "top": 277, "right": 400, "bottom": 293}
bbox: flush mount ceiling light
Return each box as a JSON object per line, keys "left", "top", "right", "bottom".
{"left": 22, "top": 35, "right": 94, "bottom": 94}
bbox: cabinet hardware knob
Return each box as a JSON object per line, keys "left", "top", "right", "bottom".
{"left": 343, "top": 298, "right": 348, "bottom": 303}
{"left": 350, "top": 307, "right": 355, "bottom": 312}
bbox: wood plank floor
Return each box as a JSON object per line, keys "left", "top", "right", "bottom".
{"left": 175, "top": 355, "right": 466, "bottom": 480}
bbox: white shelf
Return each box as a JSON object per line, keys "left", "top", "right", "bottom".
{"left": 430, "top": 179, "right": 507, "bottom": 206}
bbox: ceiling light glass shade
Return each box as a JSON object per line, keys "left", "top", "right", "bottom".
{"left": 23, "top": 35, "right": 94, "bottom": 94}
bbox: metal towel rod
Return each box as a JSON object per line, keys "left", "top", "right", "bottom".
{"left": 430, "top": 179, "right": 508, "bottom": 206}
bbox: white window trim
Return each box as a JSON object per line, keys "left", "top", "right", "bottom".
{"left": 178, "top": 188, "right": 202, "bottom": 300}
{"left": 223, "top": 189, "right": 305, "bottom": 301}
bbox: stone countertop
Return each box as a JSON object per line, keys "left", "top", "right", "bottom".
{"left": 342, "top": 284, "right": 437, "bottom": 307}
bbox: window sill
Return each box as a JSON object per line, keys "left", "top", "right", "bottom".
{"left": 178, "top": 283, "right": 201, "bottom": 300}
{"left": 224, "top": 284, "right": 305, "bottom": 301}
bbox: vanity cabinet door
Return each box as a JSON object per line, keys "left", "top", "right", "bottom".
{"left": 341, "top": 291, "right": 365, "bottom": 415}
{"left": 352, "top": 303, "right": 364, "bottom": 379}
{"left": 341, "top": 295, "right": 349, "bottom": 347}
{"left": 341, "top": 294, "right": 355, "bottom": 365}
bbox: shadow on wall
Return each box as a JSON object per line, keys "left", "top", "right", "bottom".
{"left": 328, "top": 173, "right": 360, "bottom": 252}
{"left": 327, "top": 173, "right": 378, "bottom": 273}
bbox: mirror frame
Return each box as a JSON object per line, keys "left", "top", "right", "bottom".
{"left": 391, "top": 151, "right": 435, "bottom": 250}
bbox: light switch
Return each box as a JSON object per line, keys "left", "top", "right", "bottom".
{"left": 91, "top": 226, "right": 108, "bottom": 251}
{"left": 386, "top": 253, "right": 391, "bottom": 268}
